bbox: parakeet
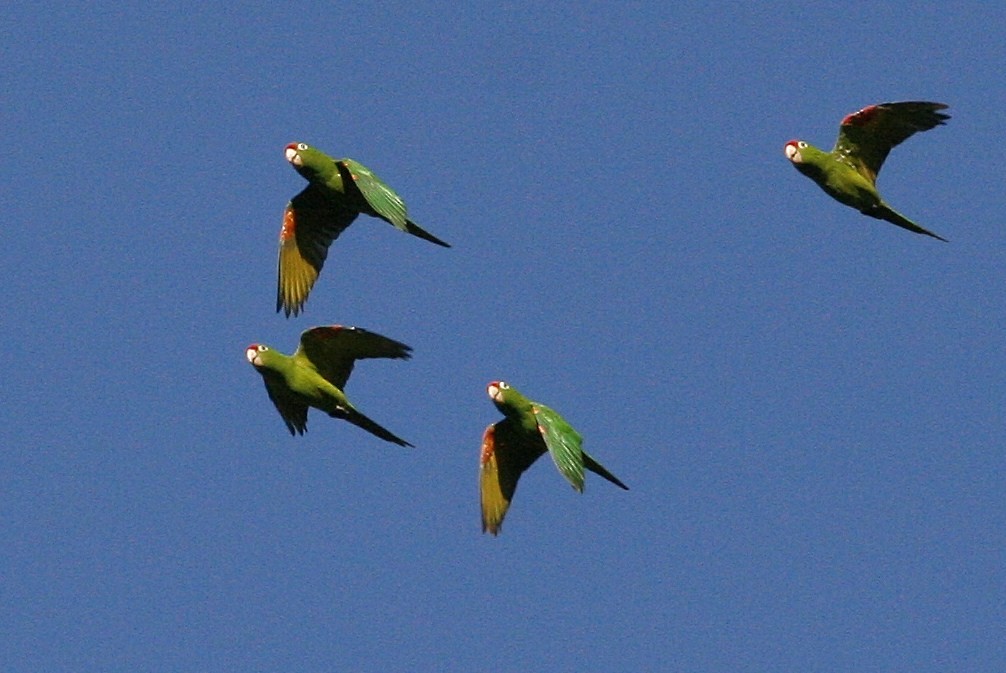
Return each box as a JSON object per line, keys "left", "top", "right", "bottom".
{"left": 277, "top": 142, "right": 451, "bottom": 317}
{"left": 479, "top": 381, "right": 628, "bottom": 535}
{"left": 246, "top": 325, "right": 413, "bottom": 447}
{"left": 784, "top": 101, "right": 949, "bottom": 241}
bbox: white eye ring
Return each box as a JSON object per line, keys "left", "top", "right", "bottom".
{"left": 798, "top": 141, "right": 807, "bottom": 148}
{"left": 498, "top": 381, "right": 510, "bottom": 390}
{"left": 258, "top": 345, "right": 269, "bottom": 351}
{"left": 297, "top": 143, "right": 308, "bottom": 151}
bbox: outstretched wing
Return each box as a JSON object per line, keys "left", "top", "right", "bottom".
{"left": 833, "top": 101, "right": 949, "bottom": 184}
{"left": 337, "top": 158, "right": 410, "bottom": 230}
{"left": 337, "top": 158, "right": 451, "bottom": 247}
{"left": 480, "top": 419, "right": 546, "bottom": 535}
{"left": 276, "top": 184, "right": 359, "bottom": 317}
{"left": 262, "top": 375, "right": 309, "bottom": 436}
{"left": 532, "top": 404, "right": 586, "bottom": 493}
{"left": 294, "top": 325, "right": 412, "bottom": 390}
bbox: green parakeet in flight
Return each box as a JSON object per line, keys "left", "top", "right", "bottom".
{"left": 479, "top": 381, "right": 628, "bottom": 535}
{"left": 246, "top": 325, "right": 414, "bottom": 447}
{"left": 784, "top": 101, "right": 949, "bottom": 241}
{"left": 277, "top": 142, "right": 451, "bottom": 317}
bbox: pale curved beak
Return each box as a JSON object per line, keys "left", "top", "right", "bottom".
{"left": 285, "top": 147, "right": 302, "bottom": 166}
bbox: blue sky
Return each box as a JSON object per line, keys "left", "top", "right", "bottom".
{"left": 4, "top": 3, "right": 1005, "bottom": 671}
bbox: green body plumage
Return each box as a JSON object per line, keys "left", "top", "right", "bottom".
{"left": 276, "top": 142, "right": 451, "bottom": 317}
{"left": 785, "top": 101, "right": 949, "bottom": 241}
{"left": 479, "top": 381, "right": 628, "bottom": 535}
{"left": 246, "top": 325, "right": 413, "bottom": 447}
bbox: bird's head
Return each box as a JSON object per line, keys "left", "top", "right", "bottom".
{"left": 245, "top": 343, "right": 270, "bottom": 367}
{"left": 487, "top": 380, "right": 533, "bottom": 415}
{"left": 285, "top": 142, "right": 309, "bottom": 167}
{"left": 284, "top": 142, "right": 331, "bottom": 181}
{"left": 784, "top": 139, "right": 807, "bottom": 164}
{"left": 487, "top": 380, "right": 509, "bottom": 404}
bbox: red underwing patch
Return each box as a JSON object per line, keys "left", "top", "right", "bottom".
{"left": 280, "top": 209, "right": 296, "bottom": 241}
{"left": 481, "top": 426, "right": 496, "bottom": 464}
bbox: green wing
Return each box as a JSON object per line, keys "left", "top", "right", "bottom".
{"left": 833, "top": 101, "right": 949, "bottom": 184}
{"left": 532, "top": 404, "right": 585, "bottom": 492}
{"left": 262, "top": 374, "right": 309, "bottom": 436}
{"left": 337, "top": 158, "right": 409, "bottom": 229}
{"left": 276, "top": 184, "right": 359, "bottom": 317}
{"left": 293, "top": 325, "right": 412, "bottom": 390}
{"left": 336, "top": 158, "right": 451, "bottom": 247}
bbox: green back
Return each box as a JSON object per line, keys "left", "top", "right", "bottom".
{"left": 494, "top": 382, "right": 587, "bottom": 492}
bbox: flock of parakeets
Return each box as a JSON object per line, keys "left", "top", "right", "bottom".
{"left": 246, "top": 101, "right": 950, "bottom": 534}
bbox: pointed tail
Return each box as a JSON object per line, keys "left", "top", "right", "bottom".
{"left": 583, "top": 453, "right": 629, "bottom": 490}
{"left": 339, "top": 408, "right": 415, "bottom": 447}
{"left": 405, "top": 219, "right": 451, "bottom": 248}
{"left": 869, "top": 204, "right": 948, "bottom": 242}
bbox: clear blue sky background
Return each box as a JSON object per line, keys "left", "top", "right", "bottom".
{"left": 4, "top": 3, "right": 1004, "bottom": 671}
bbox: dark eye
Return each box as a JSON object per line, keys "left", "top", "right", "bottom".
{"left": 499, "top": 381, "right": 510, "bottom": 390}
{"left": 798, "top": 141, "right": 807, "bottom": 148}
{"left": 297, "top": 143, "right": 308, "bottom": 150}
{"left": 259, "top": 345, "right": 269, "bottom": 352}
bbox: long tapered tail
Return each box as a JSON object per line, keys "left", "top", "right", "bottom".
{"left": 337, "top": 407, "right": 414, "bottom": 447}
{"left": 868, "top": 204, "right": 948, "bottom": 242}
{"left": 583, "top": 453, "right": 629, "bottom": 490}
{"left": 405, "top": 219, "right": 451, "bottom": 248}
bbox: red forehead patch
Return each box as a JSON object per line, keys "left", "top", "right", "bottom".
{"left": 841, "top": 105, "right": 879, "bottom": 126}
